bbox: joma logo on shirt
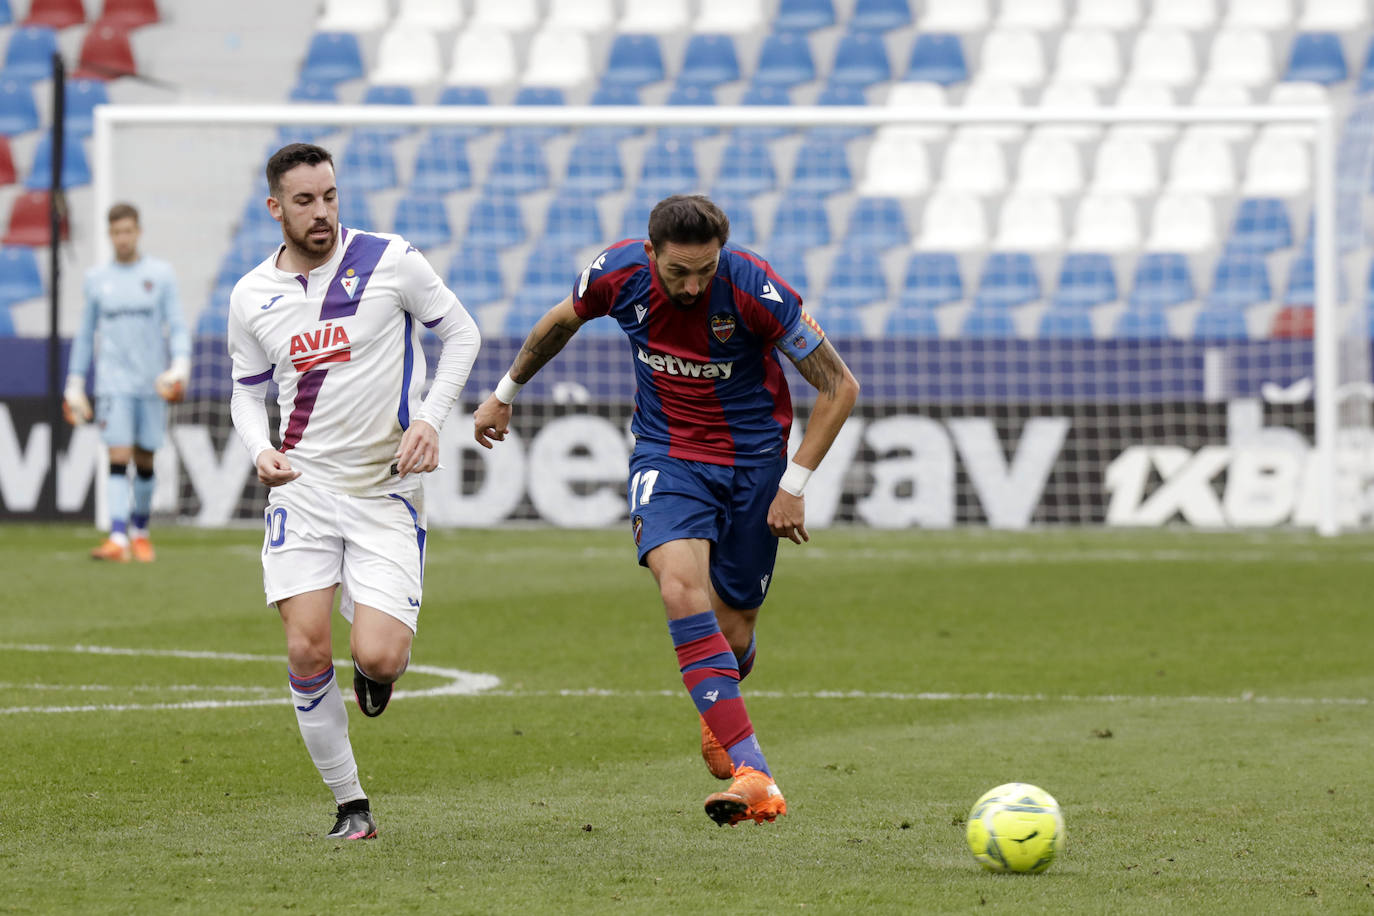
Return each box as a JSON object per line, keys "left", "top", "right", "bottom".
{"left": 636, "top": 347, "right": 734, "bottom": 379}
{"left": 289, "top": 322, "right": 352, "bottom": 372}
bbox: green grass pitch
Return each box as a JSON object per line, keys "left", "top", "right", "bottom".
{"left": 4, "top": 524, "right": 1374, "bottom": 914}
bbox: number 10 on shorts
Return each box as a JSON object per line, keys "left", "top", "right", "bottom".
{"left": 265, "top": 506, "right": 288, "bottom": 552}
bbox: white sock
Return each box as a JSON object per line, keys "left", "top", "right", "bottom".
{"left": 288, "top": 667, "right": 366, "bottom": 805}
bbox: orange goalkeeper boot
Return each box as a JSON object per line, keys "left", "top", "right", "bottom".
{"left": 704, "top": 765, "right": 787, "bottom": 826}
{"left": 130, "top": 536, "right": 155, "bottom": 563}
{"left": 700, "top": 715, "right": 734, "bottom": 780}
{"left": 90, "top": 538, "right": 130, "bottom": 562}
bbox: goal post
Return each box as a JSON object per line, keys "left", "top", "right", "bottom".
{"left": 86, "top": 100, "right": 1370, "bottom": 533}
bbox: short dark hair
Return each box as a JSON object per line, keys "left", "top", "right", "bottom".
{"left": 266, "top": 143, "right": 335, "bottom": 197}
{"left": 647, "top": 194, "right": 730, "bottom": 250}
{"left": 107, "top": 202, "right": 138, "bottom": 225}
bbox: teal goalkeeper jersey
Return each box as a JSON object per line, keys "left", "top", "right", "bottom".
{"left": 68, "top": 256, "right": 190, "bottom": 396}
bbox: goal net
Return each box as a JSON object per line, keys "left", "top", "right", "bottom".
{"left": 88, "top": 100, "right": 1373, "bottom": 532}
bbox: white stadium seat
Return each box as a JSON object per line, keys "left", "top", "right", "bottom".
{"left": 522, "top": 28, "right": 592, "bottom": 87}
{"left": 1110, "top": 83, "right": 1178, "bottom": 141}
{"left": 881, "top": 82, "right": 949, "bottom": 140}
{"left": 921, "top": 0, "right": 991, "bottom": 33}
{"left": 1223, "top": 0, "right": 1290, "bottom": 28}
{"left": 1015, "top": 134, "right": 1084, "bottom": 195}
{"left": 1074, "top": 0, "right": 1142, "bottom": 29}
{"left": 470, "top": 0, "right": 538, "bottom": 31}
{"left": 1069, "top": 194, "right": 1141, "bottom": 252}
{"left": 622, "top": 0, "right": 690, "bottom": 34}
{"left": 1167, "top": 131, "right": 1237, "bottom": 195}
{"left": 960, "top": 82, "right": 1026, "bottom": 140}
{"left": 1148, "top": 0, "right": 1218, "bottom": 30}
{"left": 1189, "top": 82, "right": 1254, "bottom": 141}
{"left": 916, "top": 190, "right": 988, "bottom": 250}
{"left": 1052, "top": 28, "right": 1121, "bottom": 86}
{"left": 1205, "top": 29, "right": 1275, "bottom": 88}
{"left": 858, "top": 135, "right": 932, "bottom": 196}
{"left": 1299, "top": 0, "right": 1367, "bottom": 30}
{"left": 371, "top": 25, "right": 445, "bottom": 87}
{"left": 447, "top": 27, "right": 518, "bottom": 86}
{"left": 1037, "top": 83, "right": 1102, "bottom": 140}
{"left": 979, "top": 29, "right": 1046, "bottom": 87}
{"left": 940, "top": 135, "right": 1008, "bottom": 196}
{"left": 695, "top": 0, "right": 765, "bottom": 33}
{"left": 318, "top": 0, "right": 389, "bottom": 31}
{"left": 547, "top": 0, "right": 615, "bottom": 32}
{"left": 1127, "top": 28, "right": 1197, "bottom": 87}
{"left": 1243, "top": 135, "right": 1311, "bottom": 196}
{"left": 395, "top": 0, "right": 465, "bottom": 32}
{"left": 1091, "top": 135, "right": 1161, "bottom": 195}
{"left": 997, "top": 0, "right": 1066, "bottom": 30}
{"left": 1146, "top": 193, "right": 1215, "bottom": 252}
{"left": 993, "top": 192, "right": 1064, "bottom": 251}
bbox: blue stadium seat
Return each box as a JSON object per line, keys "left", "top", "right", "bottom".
{"left": 678, "top": 34, "right": 741, "bottom": 88}
{"left": 845, "top": 196, "right": 907, "bottom": 249}
{"left": 1192, "top": 307, "right": 1250, "bottom": 340}
{"left": 465, "top": 192, "right": 527, "bottom": 248}
{"left": 446, "top": 244, "right": 504, "bottom": 306}
{"left": 1359, "top": 38, "right": 1374, "bottom": 93}
{"left": 1283, "top": 32, "right": 1347, "bottom": 85}
{"left": 770, "top": 194, "right": 831, "bottom": 248}
{"left": 603, "top": 34, "right": 666, "bottom": 88}
{"left": 637, "top": 135, "right": 699, "bottom": 196}
{"left": 812, "top": 83, "right": 869, "bottom": 141}
{"left": 1224, "top": 197, "right": 1294, "bottom": 255}
{"left": 335, "top": 182, "right": 375, "bottom": 229}
{"left": 0, "top": 80, "right": 36, "bottom": 135}
{"left": 960, "top": 307, "right": 1016, "bottom": 337}
{"left": 512, "top": 246, "right": 581, "bottom": 311}
{"left": 362, "top": 84, "right": 416, "bottom": 139}
{"left": 1052, "top": 253, "right": 1118, "bottom": 309}
{"left": 974, "top": 252, "right": 1041, "bottom": 309}
{"left": 411, "top": 131, "right": 471, "bottom": 194}
{"left": 815, "top": 307, "right": 866, "bottom": 336}
{"left": 737, "top": 84, "right": 794, "bottom": 140}
{"left": 1129, "top": 253, "right": 1195, "bottom": 309}
{"left": 662, "top": 84, "right": 719, "bottom": 140}
{"left": 1036, "top": 307, "right": 1095, "bottom": 339}
{"left": 762, "top": 247, "right": 810, "bottom": 298}
{"left": 235, "top": 192, "right": 282, "bottom": 248}
{"left": 903, "top": 33, "right": 968, "bottom": 85}
{"left": 710, "top": 193, "right": 758, "bottom": 247}
{"left": 714, "top": 137, "right": 777, "bottom": 197}
{"left": 391, "top": 194, "right": 452, "bottom": 251}
{"left": 542, "top": 192, "right": 603, "bottom": 248}
{"left": 824, "top": 245, "right": 887, "bottom": 309}
{"left": 0, "top": 245, "right": 41, "bottom": 304}
{"left": 852, "top": 0, "right": 911, "bottom": 31}
{"left": 2, "top": 26, "right": 57, "bottom": 83}
{"left": 1206, "top": 254, "right": 1272, "bottom": 310}
{"left": 585, "top": 84, "right": 643, "bottom": 140}
{"left": 883, "top": 304, "right": 940, "bottom": 336}
{"left": 300, "top": 32, "right": 365, "bottom": 84}
{"left": 900, "top": 252, "right": 963, "bottom": 309}
{"left": 64, "top": 79, "right": 106, "bottom": 137}
{"left": 339, "top": 131, "right": 398, "bottom": 192}
{"left": 564, "top": 137, "right": 624, "bottom": 195}
{"left": 485, "top": 134, "right": 550, "bottom": 194}
{"left": 753, "top": 33, "right": 817, "bottom": 88}
{"left": 436, "top": 85, "right": 492, "bottom": 138}
{"left": 789, "top": 136, "right": 852, "bottom": 195}
{"left": 195, "top": 299, "right": 229, "bottom": 337}
{"left": 1284, "top": 249, "right": 1349, "bottom": 305}
{"left": 290, "top": 80, "right": 337, "bottom": 102}
{"left": 1113, "top": 308, "right": 1171, "bottom": 339}
{"left": 0, "top": 1, "right": 13, "bottom": 27}
{"left": 775, "top": 0, "right": 835, "bottom": 31}
{"left": 25, "top": 133, "right": 89, "bottom": 189}
{"left": 830, "top": 30, "right": 891, "bottom": 89}
{"left": 514, "top": 87, "right": 567, "bottom": 140}
{"left": 619, "top": 187, "right": 659, "bottom": 239}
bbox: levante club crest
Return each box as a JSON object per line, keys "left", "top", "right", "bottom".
{"left": 710, "top": 313, "right": 736, "bottom": 342}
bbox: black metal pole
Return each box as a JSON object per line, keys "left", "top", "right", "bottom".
{"left": 45, "top": 52, "right": 65, "bottom": 517}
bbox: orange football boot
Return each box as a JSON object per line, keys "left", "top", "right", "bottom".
{"left": 90, "top": 538, "right": 130, "bottom": 562}
{"left": 700, "top": 715, "right": 734, "bottom": 780}
{"left": 130, "top": 536, "right": 155, "bottom": 563}
{"left": 704, "top": 765, "right": 787, "bottom": 826}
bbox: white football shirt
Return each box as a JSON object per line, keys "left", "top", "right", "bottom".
{"left": 228, "top": 228, "right": 459, "bottom": 496}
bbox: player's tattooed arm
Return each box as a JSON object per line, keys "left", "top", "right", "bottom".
{"left": 510, "top": 295, "right": 585, "bottom": 382}
{"left": 792, "top": 338, "right": 849, "bottom": 399}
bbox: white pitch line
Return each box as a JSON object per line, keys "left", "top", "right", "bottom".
{"left": 1, "top": 643, "right": 1370, "bottom": 714}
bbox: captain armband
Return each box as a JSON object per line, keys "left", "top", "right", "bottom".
{"left": 775, "top": 309, "right": 826, "bottom": 362}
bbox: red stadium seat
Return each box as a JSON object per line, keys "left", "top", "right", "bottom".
{"left": 97, "top": 0, "right": 160, "bottom": 29}
{"left": 24, "top": 0, "right": 87, "bottom": 29}
{"left": 3, "top": 191, "right": 67, "bottom": 246}
{"left": 73, "top": 23, "right": 137, "bottom": 80}
{"left": 1271, "top": 306, "right": 1314, "bottom": 339}
{"left": 0, "top": 137, "right": 16, "bottom": 186}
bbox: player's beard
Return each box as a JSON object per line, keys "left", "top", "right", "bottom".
{"left": 652, "top": 261, "right": 705, "bottom": 309}
{"left": 285, "top": 215, "right": 337, "bottom": 260}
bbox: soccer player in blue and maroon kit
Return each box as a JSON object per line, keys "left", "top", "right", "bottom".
{"left": 474, "top": 195, "right": 860, "bottom": 826}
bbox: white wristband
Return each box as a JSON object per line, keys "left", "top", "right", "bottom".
{"left": 493, "top": 372, "right": 523, "bottom": 405}
{"left": 778, "top": 460, "right": 812, "bottom": 497}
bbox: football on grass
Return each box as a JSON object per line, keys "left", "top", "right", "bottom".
{"left": 965, "top": 782, "right": 1064, "bottom": 874}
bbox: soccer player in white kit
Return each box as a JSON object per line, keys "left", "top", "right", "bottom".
{"left": 228, "top": 143, "right": 481, "bottom": 840}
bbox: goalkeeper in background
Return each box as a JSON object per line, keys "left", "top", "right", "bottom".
{"left": 63, "top": 202, "right": 190, "bottom": 563}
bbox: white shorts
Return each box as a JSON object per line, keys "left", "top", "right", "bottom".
{"left": 261, "top": 481, "right": 427, "bottom": 632}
